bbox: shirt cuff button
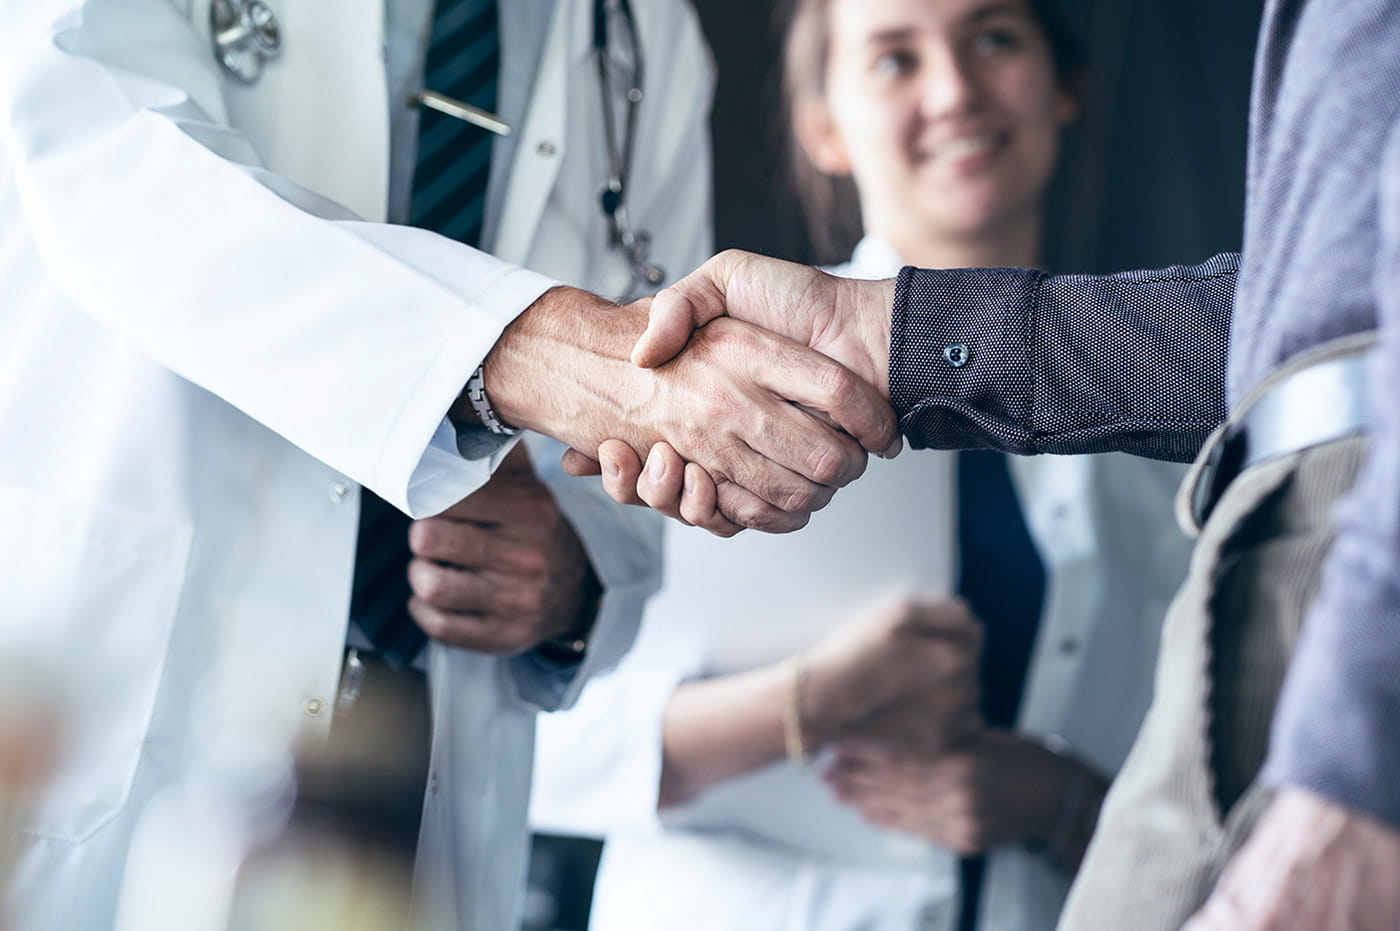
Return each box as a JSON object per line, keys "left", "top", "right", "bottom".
{"left": 943, "top": 343, "right": 970, "bottom": 368}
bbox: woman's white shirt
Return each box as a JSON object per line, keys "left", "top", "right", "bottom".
{"left": 531, "top": 236, "right": 1193, "bottom": 931}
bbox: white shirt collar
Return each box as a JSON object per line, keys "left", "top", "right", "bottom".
{"left": 825, "top": 235, "right": 905, "bottom": 280}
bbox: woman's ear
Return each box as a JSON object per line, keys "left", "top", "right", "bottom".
{"left": 793, "top": 93, "right": 853, "bottom": 176}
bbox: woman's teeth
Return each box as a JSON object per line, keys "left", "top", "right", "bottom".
{"left": 928, "top": 131, "right": 1005, "bottom": 161}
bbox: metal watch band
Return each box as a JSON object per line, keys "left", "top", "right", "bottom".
{"left": 464, "top": 364, "right": 520, "bottom": 436}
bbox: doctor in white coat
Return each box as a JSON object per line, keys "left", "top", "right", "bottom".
{"left": 0, "top": 1, "right": 876, "bottom": 928}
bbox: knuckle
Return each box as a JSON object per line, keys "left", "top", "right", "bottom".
{"left": 776, "top": 480, "right": 822, "bottom": 515}
{"left": 813, "top": 363, "right": 859, "bottom": 410}
{"left": 805, "top": 442, "right": 859, "bottom": 488}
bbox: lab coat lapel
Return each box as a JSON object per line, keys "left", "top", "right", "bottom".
{"left": 486, "top": 0, "right": 574, "bottom": 263}
{"left": 187, "top": 0, "right": 391, "bottom": 222}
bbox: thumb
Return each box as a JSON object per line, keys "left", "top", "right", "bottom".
{"left": 631, "top": 287, "right": 715, "bottom": 368}
{"left": 631, "top": 251, "right": 749, "bottom": 368}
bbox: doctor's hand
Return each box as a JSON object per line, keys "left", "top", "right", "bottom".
{"left": 1182, "top": 787, "right": 1400, "bottom": 931}
{"left": 471, "top": 287, "right": 898, "bottom": 535}
{"left": 405, "top": 445, "right": 597, "bottom": 656}
{"left": 798, "top": 596, "right": 983, "bottom": 761}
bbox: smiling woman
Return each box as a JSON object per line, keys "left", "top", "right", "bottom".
{"left": 785, "top": 0, "right": 1083, "bottom": 265}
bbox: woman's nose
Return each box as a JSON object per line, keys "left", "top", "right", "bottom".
{"left": 919, "top": 49, "right": 981, "bottom": 119}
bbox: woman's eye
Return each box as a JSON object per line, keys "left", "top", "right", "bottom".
{"left": 873, "top": 49, "right": 917, "bottom": 78}
{"left": 971, "top": 28, "right": 1021, "bottom": 55}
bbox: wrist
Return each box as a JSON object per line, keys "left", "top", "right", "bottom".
{"left": 793, "top": 654, "right": 841, "bottom": 752}
{"left": 829, "top": 276, "right": 894, "bottom": 400}
{"left": 780, "top": 657, "right": 813, "bottom": 764}
{"left": 1033, "top": 735, "right": 1107, "bottom": 870}
{"left": 473, "top": 287, "right": 650, "bottom": 443}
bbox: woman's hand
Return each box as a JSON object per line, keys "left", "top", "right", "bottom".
{"left": 798, "top": 596, "right": 984, "bottom": 760}
{"left": 824, "top": 731, "right": 1108, "bottom": 870}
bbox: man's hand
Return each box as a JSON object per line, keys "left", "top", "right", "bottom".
{"left": 1183, "top": 787, "right": 1400, "bottom": 931}
{"left": 405, "top": 445, "right": 596, "bottom": 655}
{"left": 799, "top": 596, "right": 983, "bottom": 760}
{"left": 633, "top": 250, "right": 895, "bottom": 392}
{"left": 472, "top": 286, "right": 898, "bottom": 534}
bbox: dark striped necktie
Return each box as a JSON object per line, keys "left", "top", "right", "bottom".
{"left": 408, "top": 0, "right": 500, "bottom": 246}
{"left": 349, "top": 0, "right": 501, "bottom": 668}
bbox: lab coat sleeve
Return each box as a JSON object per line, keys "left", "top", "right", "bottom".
{"left": 0, "top": 0, "right": 555, "bottom": 516}
{"left": 500, "top": 434, "right": 665, "bottom": 714}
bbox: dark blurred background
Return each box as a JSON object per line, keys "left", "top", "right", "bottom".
{"left": 525, "top": 0, "right": 1267, "bottom": 928}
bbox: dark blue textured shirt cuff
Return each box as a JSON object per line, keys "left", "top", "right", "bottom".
{"left": 890, "top": 265, "right": 1041, "bottom": 454}
{"left": 890, "top": 256, "right": 1237, "bottom": 462}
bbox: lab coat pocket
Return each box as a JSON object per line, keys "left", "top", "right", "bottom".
{"left": 0, "top": 484, "right": 191, "bottom": 843}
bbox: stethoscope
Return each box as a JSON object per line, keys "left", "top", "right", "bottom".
{"left": 210, "top": 0, "right": 665, "bottom": 295}
{"left": 592, "top": 0, "right": 666, "bottom": 292}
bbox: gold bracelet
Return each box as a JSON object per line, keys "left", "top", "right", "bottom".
{"left": 782, "top": 658, "right": 811, "bottom": 764}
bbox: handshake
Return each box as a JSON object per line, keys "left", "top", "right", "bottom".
{"left": 472, "top": 250, "right": 902, "bottom": 536}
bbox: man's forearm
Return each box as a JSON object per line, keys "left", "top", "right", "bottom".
{"left": 891, "top": 256, "right": 1239, "bottom": 462}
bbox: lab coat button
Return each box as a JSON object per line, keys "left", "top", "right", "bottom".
{"left": 327, "top": 481, "right": 350, "bottom": 503}
{"left": 303, "top": 697, "right": 326, "bottom": 717}
{"left": 536, "top": 140, "right": 557, "bottom": 157}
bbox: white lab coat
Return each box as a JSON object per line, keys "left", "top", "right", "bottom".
{"left": 532, "top": 238, "right": 1192, "bottom": 931}
{"left": 0, "top": 0, "right": 711, "bottom": 928}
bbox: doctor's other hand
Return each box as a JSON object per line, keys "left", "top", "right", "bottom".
{"left": 798, "top": 596, "right": 983, "bottom": 761}
{"left": 632, "top": 250, "right": 896, "bottom": 395}
{"left": 825, "top": 732, "right": 1109, "bottom": 870}
{"left": 470, "top": 287, "right": 897, "bottom": 534}
{"left": 405, "top": 445, "right": 597, "bottom": 655}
